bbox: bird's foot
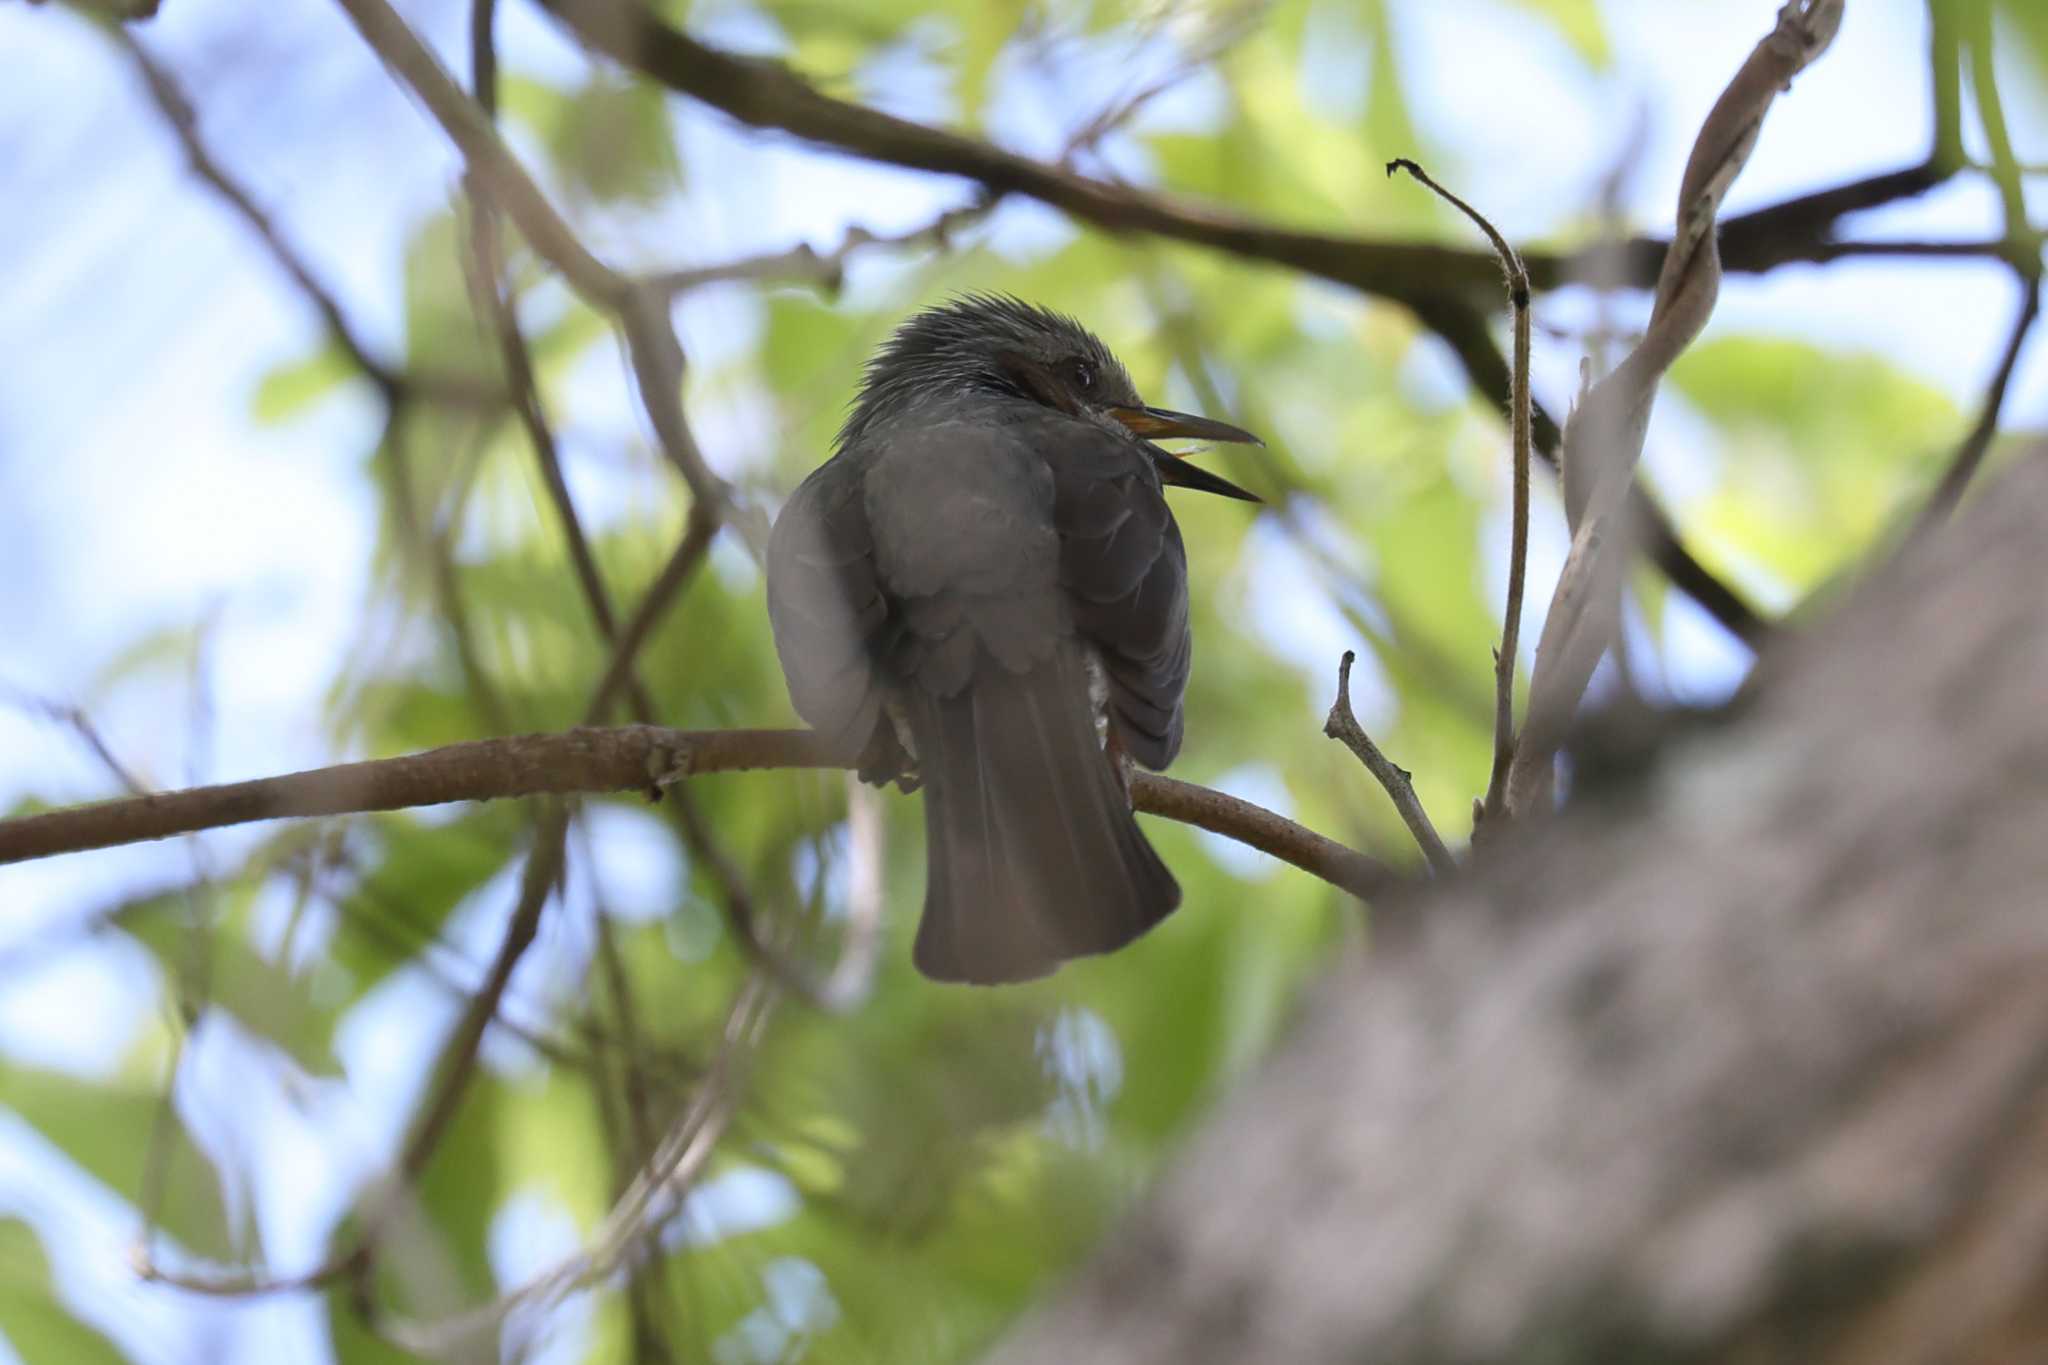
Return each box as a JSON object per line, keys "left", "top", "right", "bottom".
{"left": 855, "top": 724, "right": 921, "bottom": 793}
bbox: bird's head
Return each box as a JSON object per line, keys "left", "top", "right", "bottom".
{"left": 839, "top": 294, "right": 1262, "bottom": 501}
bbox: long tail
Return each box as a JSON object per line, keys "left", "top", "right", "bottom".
{"left": 907, "top": 641, "right": 1180, "bottom": 984}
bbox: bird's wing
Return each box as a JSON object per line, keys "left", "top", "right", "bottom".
{"left": 1042, "top": 426, "right": 1192, "bottom": 771}
{"left": 765, "top": 454, "right": 889, "bottom": 749}
{"left": 860, "top": 418, "right": 1068, "bottom": 697}
{"left": 859, "top": 417, "right": 1178, "bottom": 982}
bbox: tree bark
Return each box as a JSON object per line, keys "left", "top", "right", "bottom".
{"left": 988, "top": 448, "right": 2048, "bottom": 1365}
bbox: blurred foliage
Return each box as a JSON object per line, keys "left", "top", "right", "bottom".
{"left": 1673, "top": 335, "right": 1959, "bottom": 591}
{"left": 1, "top": 0, "right": 2032, "bottom": 1361}
{"left": 0, "top": 1220, "right": 127, "bottom": 1365}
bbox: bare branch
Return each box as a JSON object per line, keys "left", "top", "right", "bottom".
{"left": 0, "top": 727, "right": 1400, "bottom": 902}
{"left": 117, "top": 33, "right": 397, "bottom": 392}
{"left": 1322, "top": 652, "right": 1455, "bottom": 878}
{"left": 1406, "top": 290, "right": 1769, "bottom": 649}
{"left": 647, "top": 198, "right": 993, "bottom": 298}
{"left": 1506, "top": 0, "right": 1845, "bottom": 817}
{"left": 1386, "top": 160, "right": 1532, "bottom": 834}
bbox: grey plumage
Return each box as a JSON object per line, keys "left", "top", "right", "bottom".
{"left": 766, "top": 296, "right": 1258, "bottom": 984}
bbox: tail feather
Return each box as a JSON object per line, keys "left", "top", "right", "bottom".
{"left": 910, "top": 641, "right": 1179, "bottom": 984}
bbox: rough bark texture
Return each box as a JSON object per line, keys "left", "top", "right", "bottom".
{"left": 987, "top": 448, "right": 2048, "bottom": 1365}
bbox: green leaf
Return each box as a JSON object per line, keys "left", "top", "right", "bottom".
{"left": 1672, "top": 334, "right": 1959, "bottom": 587}
{"left": 121, "top": 886, "right": 344, "bottom": 1078}
{"left": 402, "top": 209, "right": 498, "bottom": 384}
{"left": 1995, "top": 0, "right": 2048, "bottom": 81}
{"left": 504, "top": 75, "right": 682, "bottom": 205}
{"left": 0, "top": 1065, "right": 238, "bottom": 1262}
{"left": 0, "top": 1219, "right": 129, "bottom": 1365}
{"left": 252, "top": 338, "right": 360, "bottom": 425}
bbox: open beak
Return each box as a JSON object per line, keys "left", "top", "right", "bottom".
{"left": 1109, "top": 405, "right": 1265, "bottom": 503}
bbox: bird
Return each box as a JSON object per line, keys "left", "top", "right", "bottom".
{"left": 765, "top": 295, "right": 1260, "bottom": 984}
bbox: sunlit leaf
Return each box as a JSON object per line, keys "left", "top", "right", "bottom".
{"left": 252, "top": 338, "right": 361, "bottom": 425}
{"left": 1673, "top": 334, "right": 1959, "bottom": 587}
{"left": 121, "top": 885, "right": 344, "bottom": 1078}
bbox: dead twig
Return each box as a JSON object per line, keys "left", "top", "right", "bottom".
{"left": 1323, "top": 652, "right": 1455, "bottom": 878}
{"left": 646, "top": 198, "right": 993, "bottom": 298}
{"left": 1386, "top": 159, "right": 1532, "bottom": 836}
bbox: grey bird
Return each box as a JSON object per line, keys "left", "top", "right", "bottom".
{"left": 766, "top": 296, "right": 1260, "bottom": 984}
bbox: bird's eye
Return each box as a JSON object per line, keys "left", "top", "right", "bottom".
{"left": 1067, "top": 358, "right": 1096, "bottom": 391}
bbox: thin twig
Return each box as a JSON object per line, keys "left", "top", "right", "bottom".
{"left": 1406, "top": 293, "right": 1768, "bottom": 648}
{"left": 645, "top": 199, "right": 992, "bottom": 298}
{"left": 1322, "top": 652, "right": 1456, "bottom": 878}
{"left": 1386, "top": 159, "right": 1532, "bottom": 834}
{"left": 117, "top": 33, "right": 500, "bottom": 410}
{"left": 396, "top": 804, "right": 566, "bottom": 1181}
{"left": 380, "top": 407, "right": 512, "bottom": 734}
{"left": 118, "top": 33, "right": 395, "bottom": 391}
{"left": 581, "top": 509, "right": 719, "bottom": 725}
{"left": 1907, "top": 276, "right": 2042, "bottom": 540}
{"left": 336, "top": 0, "right": 616, "bottom": 303}
{"left": 0, "top": 684, "right": 151, "bottom": 796}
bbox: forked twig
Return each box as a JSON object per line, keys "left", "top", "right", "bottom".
{"left": 1323, "top": 652, "right": 1455, "bottom": 878}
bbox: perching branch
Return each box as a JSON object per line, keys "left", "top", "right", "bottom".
{"left": 0, "top": 727, "right": 1401, "bottom": 902}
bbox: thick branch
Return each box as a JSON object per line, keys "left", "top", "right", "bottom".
{"left": 536, "top": 0, "right": 1962, "bottom": 297}
{"left": 989, "top": 445, "right": 2048, "bottom": 1362}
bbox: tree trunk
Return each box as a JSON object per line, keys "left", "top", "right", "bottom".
{"left": 988, "top": 449, "right": 2048, "bottom": 1365}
